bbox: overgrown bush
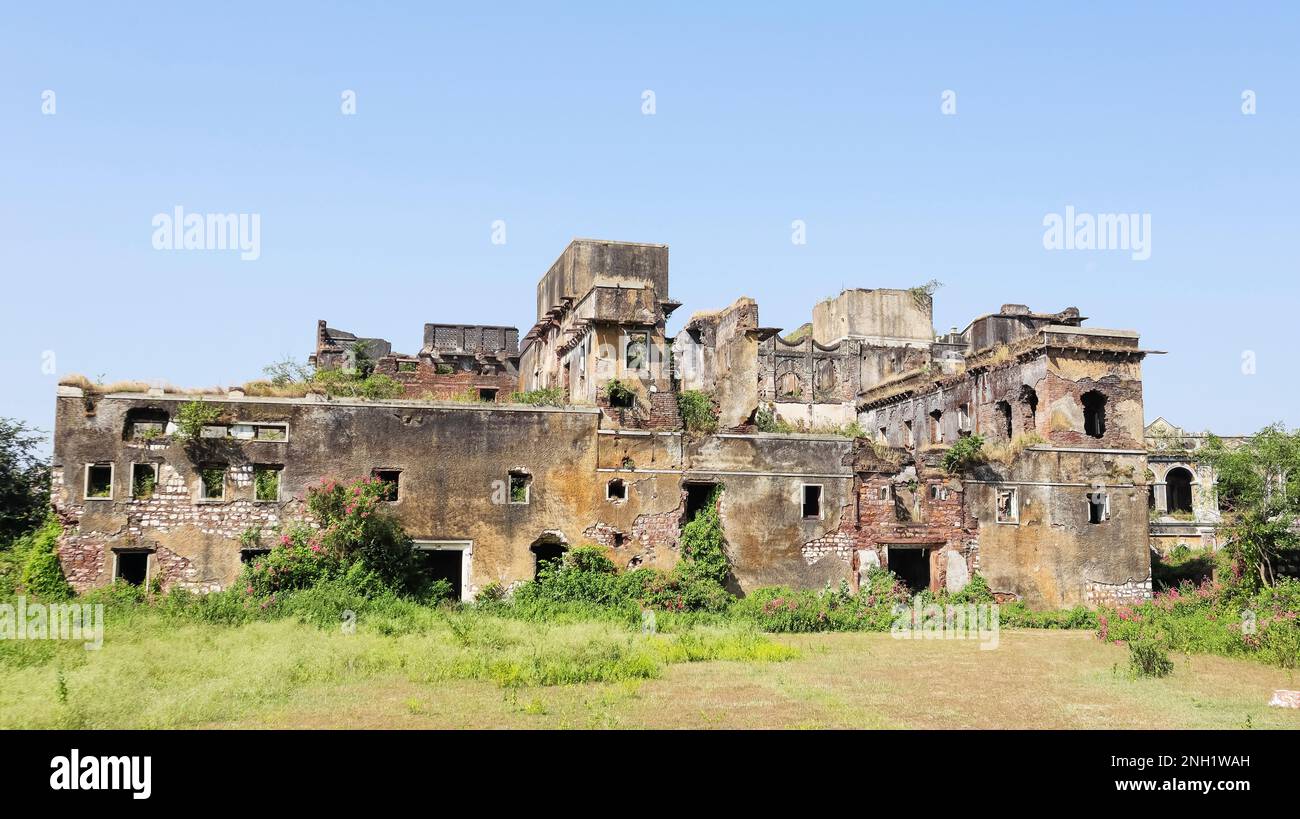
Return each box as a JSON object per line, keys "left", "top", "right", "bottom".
{"left": 1098, "top": 576, "right": 1300, "bottom": 669}
{"left": 678, "top": 486, "right": 729, "bottom": 586}
{"left": 311, "top": 369, "right": 405, "bottom": 400}
{"left": 242, "top": 476, "right": 422, "bottom": 597}
{"left": 942, "top": 434, "right": 985, "bottom": 473}
{"left": 604, "top": 379, "right": 636, "bottom": 408}
{"left": 509, "top": 388, "right": 565, "bottom": 407}
{"left": 1151, "top": 545, "right": 1214, "bottom": 590}
{"left": 174, "top": 399, "right": 223, "bottom": 441}
{"left": 14, "top": 517, "right": 72, "bottom": 600}
{"left": 1000, "top": 601, "right": 1097, "bottom": 629}
{"left": 754, "top": 405, "right": 795, "bottom": 433}
{"left": 732, "top": 572, "right": 912, "bottom": 632}
{"left": 677, "top": 390, "right": 718, "bottom": 434}
{"left": 0, "top": 417, "right": 51, "bottom": 544}
{"left": 1128, "top": 633, "right": 1174, "bottom": 678}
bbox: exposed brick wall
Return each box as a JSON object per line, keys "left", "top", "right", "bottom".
{"left": 373, "top": 356, "right": 519, "bottom": 401}
{"left": 837, "top": 467, "right": 978, "bottom": 593}
{"left": 52, "top": 464, "right": 307, "bottom": 593}
{"left": 582, "top": 494, "right": 684, "bottom": 569}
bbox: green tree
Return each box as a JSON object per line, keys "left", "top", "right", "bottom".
{"left": 1201, "top": 424, "right": 1300, "bottom": 587}
{"left": 0, "top": 418, "right": 51, "bottom": 545}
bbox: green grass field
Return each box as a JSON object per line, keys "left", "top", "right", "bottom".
{"left": 1, "top": 610, "right": 1296, "bottom": 729}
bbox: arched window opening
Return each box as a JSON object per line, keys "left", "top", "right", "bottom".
{"left": 1166, "top": 467, "right": 1194, "bottom": 515}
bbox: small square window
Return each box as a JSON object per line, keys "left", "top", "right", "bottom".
{"left": 478, "top": 388, "right": 498, "bottom": 402}
{"left": 254, "top": 465, "right": 282, "bottom": 502}
{"left": 85, "top": 463, "right": 113, "bottom": 499}
{"left": 397, "top": 360, "right": 419, "bottom": 373}
{"left": 240, "top": 548, "right": 271, "bottom": 564}
{"left": 372, "top": 469, "right": 401, "bottom": 502}
{"left": 995, "top": 488, "right": 1019, "bottom": 524}
{"left": 131, "top": 463, "right": 158, "bottom": 500}
{"left": 509, "top": 470, "right": 531, "bottom": 504}
{"left": 606, "top": 478, "right": 627, "bottom": 501}
{"left": 802, "top": 484, "right": 822, "bottom": 519}
{"left": 878, "top": 486, "right": 890, "bottom": 501}
{"left": 199, "top": 467, "right": 226, "bottom": 501}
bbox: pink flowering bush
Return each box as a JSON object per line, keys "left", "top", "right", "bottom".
{"left": 732, "top": 570, "right": 912, "bottom": 632}
{"left": 1098, "top": 576, "right": 1300, "bottom": 668}
{"left": 242, "top": 476, "right": 421, "bottom": 597}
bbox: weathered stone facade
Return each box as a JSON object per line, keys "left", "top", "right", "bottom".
{"left": 52, "top": 238, "right": 1162, "bottom": 608}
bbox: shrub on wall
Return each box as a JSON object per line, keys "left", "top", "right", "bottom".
{"left": 174, "top": 400, "right": 223, "bottom": 442}
{"left": 509, "top": 388, "right": 565, "bottom": 407}
{"left": 677, "top": 390, "right": 719, "bottom": 434}
{"left": 243, "top": 476, "right": 421, "bottom": 597}
{"left": 942, "top": 434, "right": 985, "bottom": 473}
{"left": 679, "top": 486, "right": 730, "bottom": 586}
{"left": 604, "top": 379, "right": 636, "bottom": 408}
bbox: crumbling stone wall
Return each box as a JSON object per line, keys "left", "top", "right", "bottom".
{"left": 675, "top": 298, "right": 761, "bottom": 429}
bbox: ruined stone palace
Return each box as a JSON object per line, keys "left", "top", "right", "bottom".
{"left": 52, "top": 239, "right": 1166, "bottom": 608}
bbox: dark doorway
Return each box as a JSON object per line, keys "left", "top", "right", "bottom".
{"left": 684, "top": 482, "right": 719, "bottom": 523}
{"left": 115, "top": 551, "right": 149, "bottom": 586}
{"left": 889, "top": 547, "right": 930, "bottom": 593}
{"left": 530, "top": 537, "right": 567, "bottom": 579}
{"left": 416, "top": 548, "right": 463, "bottom": 599}
{"left": 1166, "top": 467, "right": 1194, "bottom": 514}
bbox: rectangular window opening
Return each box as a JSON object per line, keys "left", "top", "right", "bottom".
{"left": 995, "top": 487, "right": 1019, "bottom": 524}
{"left": 606, "top": 478, "right": 627, "bottom": 501}
{"left": 131, "top": 463, "right": 158, "bottom": 500}
{"left": 625, "top": 331, "right": 649, "bottom": 370}
{"left": 373, "top": 469, "right": 401, "bottom": 502}
{"left": 254, "top": 424, "right": 288, "bottom": 442}
{"left": 414, "top": 542, "right": 469, "bottom": 601}
{"left": 85, "top": 463, "right": 113, "bottom": 499}
{"left": 508, "top": 470, "right": 531, "bottom": 504}
{"left": 802, "top": 484, "right": 823, "bottom": 519}
{"left": 199, "top": 466, "right": 226, "bottom": 501}
{"left": 254, "top": 465, "right": 283, "bottom": 502}
{"left": 1088, "top": 491, "right": 1109, "bottom": 524}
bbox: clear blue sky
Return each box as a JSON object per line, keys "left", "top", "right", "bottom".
{"left": 2, "top": 2, "right": 1297, "bottom": 442}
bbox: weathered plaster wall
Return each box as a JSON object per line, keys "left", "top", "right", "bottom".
{"left": 812, "top": 288, "right": 933, "bottom": 345}
{"left": 54, "top": 393, "right": 859, "bottom": 598}
{"left": 965, "top": 449, "right": 1151, "bottom": 608}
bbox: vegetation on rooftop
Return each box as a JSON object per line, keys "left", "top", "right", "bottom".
{"left": 509, "top": 387, "right": 566, "bottom": 407}
{"left": 677, "top": 390, "right": 718, "bottom": 434}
